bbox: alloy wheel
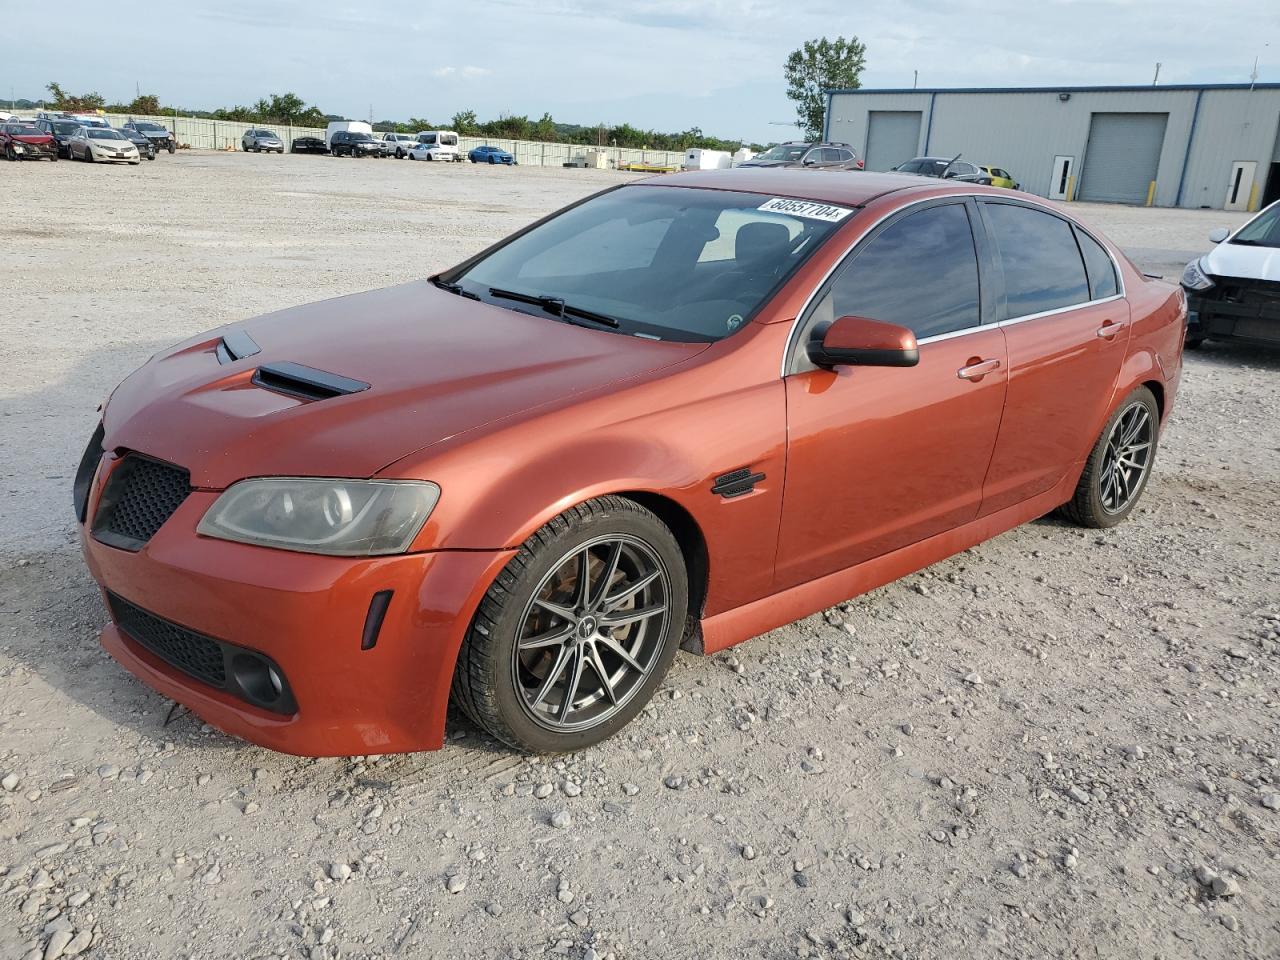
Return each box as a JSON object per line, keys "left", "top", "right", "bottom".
{"left": 512, "top": 535, "right": 670, "bottom": 732}
{"left": 1099, "top": 401, "right": 1153, "bottom": 514}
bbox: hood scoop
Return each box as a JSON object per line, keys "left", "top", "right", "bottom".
{"left": 251, "top": 361, "right": 370, "bottom": 402}
{"left": 216, "top": 329, "right": 262, "bottom": 364}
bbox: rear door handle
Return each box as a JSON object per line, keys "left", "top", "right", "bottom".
{"left": 1096, "top": 319, "right": 1128, "bottom": 340}
{"left": 957, "top": 358, "right": 1001, "bottom": 381}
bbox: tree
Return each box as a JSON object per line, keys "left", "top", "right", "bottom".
{"left": 450, "top": 110, "right": 478, "bottom": 135}
{"left": 46, "top": 81, "right": 106, "bottom": 113}
{"left": 267, "top": 92, "right": 307, "bottom": 123}
{"left": 128, "top": 94, "right": 161, "bottom": 116}
{"left": 784, "top": 36, "right": 866, "bottom": 140}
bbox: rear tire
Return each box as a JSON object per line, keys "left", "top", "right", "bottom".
{"left": 1060, "top": 386, "right": 1159, "bottom": 528}
{"left": 452, "top": 496, "right": 688, "bottom": 753}
{"left": 1185, "top": 335, "right": 1206, "bottom": 350}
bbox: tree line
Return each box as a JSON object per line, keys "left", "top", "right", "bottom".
{"left": 41, "top": 82, "right": 758, "bottom": 151}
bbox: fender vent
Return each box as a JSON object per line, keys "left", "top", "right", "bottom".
{"left": 711, "top": 467, "right": 765, "bottom": 499}
{"left": 216, "top": 329, "right": 261, "bottom": 364}
{"left": 251, "top": 361, "right": 370, "bottom": 401}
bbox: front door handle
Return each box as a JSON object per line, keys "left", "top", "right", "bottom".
{"left": 1096, "top": 319, "right": 1128, "bottom": 340}
{"left": 957, "top": 358, "right": 1001, "bottom": 381}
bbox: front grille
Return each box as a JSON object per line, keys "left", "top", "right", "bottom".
{"left": 108, "top": 593, "right": 226, "bottom": 687}
{"left": 91, "top": 455, "right": 191, "bottom": 551}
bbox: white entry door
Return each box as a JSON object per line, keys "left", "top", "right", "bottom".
{"left": 1049, "top": 156, "right": 1075, "bottom": 201}
{"left": 1225, "top": 161, "right": 1256, "bottom": 211}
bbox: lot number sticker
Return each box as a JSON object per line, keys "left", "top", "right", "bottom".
{"left": 757, "top": 198, "right": 853, "bottom": 222}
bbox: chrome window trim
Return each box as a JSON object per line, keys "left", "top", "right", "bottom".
{"left": 780, "top": 192, "right": 1129, "bottom": 376}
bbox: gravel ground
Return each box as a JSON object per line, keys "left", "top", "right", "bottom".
{"left": 1, "top": 153, "right": 1278, "bottom": 960}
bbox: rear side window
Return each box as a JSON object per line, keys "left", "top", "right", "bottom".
{"left": 984, "top": 203, "right": 1089, "bottom": 318}
{"left": 815, "top": 202, "right": 981, "bottom": 339}
{"left": 1074, "top": 227, "right": 1120, "bottom": 300}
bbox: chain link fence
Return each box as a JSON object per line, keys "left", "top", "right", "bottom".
{"left": 97, "top": 113, "right": 684, "bottom": 169}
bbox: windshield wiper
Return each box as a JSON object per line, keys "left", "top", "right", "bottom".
{"left": 432, "top": 278, "right": 480, "bottom": 300}
{"left": 488, "top": 287, "right": 620, "bottom": 328}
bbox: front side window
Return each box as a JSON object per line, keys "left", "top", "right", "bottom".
{"left": 449, "top": 186, "right": 848, "bottom": 342}
{"left": 1074, "top": 227, "right": 1119, "bottom": 300}
{"left": 984, "top": 203, "right": 1089, "bottom": 318}
{"left": 810, "top": 202, "right": 981, "bottom": 340}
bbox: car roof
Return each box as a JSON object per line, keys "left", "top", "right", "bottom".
{"left": 639, "top": 169, "right": 945, "bottom": 207}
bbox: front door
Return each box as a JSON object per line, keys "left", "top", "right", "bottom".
{"left": 1225, "top": 161, "right": 1257, "bottom": 211}
{"left": 1049, "top": 156, "right": 1075, "bottom": 201}
{"left": 776, "top": 199, "right": 1007, "bottom": 589}
{"left": 976, "top": 200, "right": 1129, "bottom": 515}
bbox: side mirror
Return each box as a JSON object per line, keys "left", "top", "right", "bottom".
{"left": 1208, "top": 227, "right": 1230, "bottom": 244}
{"left": 807, "top": 316, "right": 919, "bottom": 369}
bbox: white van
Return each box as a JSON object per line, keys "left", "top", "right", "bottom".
{"left": 415, "top": 130, "right": 462, "bottom": 162}
{"left": 325, "top": 120, "right": 374, "bottom": 149}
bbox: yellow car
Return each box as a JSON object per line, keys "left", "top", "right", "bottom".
{"left": 980, "top": 165, "right": 1019, "bottom": 190}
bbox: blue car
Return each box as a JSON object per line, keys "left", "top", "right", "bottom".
{"left": 468, "top": 145, "right": 515, "bottom": 165}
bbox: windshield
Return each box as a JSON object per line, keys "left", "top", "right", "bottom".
{"left": 350, "top": 133, "right": 374, "bottom": 141}
{"left": 134, "top": 122, "right": 164, "bottom": 131}
{"left": 4, "top": 124, "right": 39, "bottom": 135}
{"left": 449, "top": 186, "right": 851, "bottom": 342}
{"left": 439, "top": 133, "right": 458, "bottom": 145}
{"left": 256, "top": 130, "right": 278, "bottom": 138}
{"left": 755, "top": 145, "right": 807, "bottom": 162}
{"left": 52, "top": 121, "right": 79, "bottom": 135}
{"left": 87, "top": 128, "right": 125, "bottom": 140}
{"left": 1231, "top": 204, "right": 1280, "bottom": 248}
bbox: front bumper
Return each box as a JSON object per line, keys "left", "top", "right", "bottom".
{"left": 12, "top": 141, "right": 57, "bottom": 159}
{"left": 79, "top": 453, "right": 513, "bottom": 756}
{"left": 90, "top": 147, "right": 139, "bottom": 162}
{"left": 1188, "top": 279, "right": 1280, "bottom": 345}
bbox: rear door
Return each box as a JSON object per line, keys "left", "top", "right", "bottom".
{"left": 976, "top": 200, "right": 1129, "bottom": 515}
{"left": 776, "top": 198, "right": 1008, "bottom": 588}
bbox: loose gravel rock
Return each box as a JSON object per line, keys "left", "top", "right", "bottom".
{"left": 0, "top": 155, "right": 1275, "bottom": 960}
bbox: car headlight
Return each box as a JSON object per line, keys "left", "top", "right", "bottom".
{"left": 13, "top": 144, "right": 24, "bottom": 152}
{"left": 1180, "top": 257, "right": 1215, "bottom": 292}
{"left": 197, "top": 478, "right": 440, "bottom": 556}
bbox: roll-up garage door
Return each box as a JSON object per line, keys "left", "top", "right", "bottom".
{"left": 864, "top": 111, "right": 922, "bottom": 172}
{"left": 1079, "top": 113, "right": 1168, "bottom": 204}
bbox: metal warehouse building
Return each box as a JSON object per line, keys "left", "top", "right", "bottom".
{"left": 824, "top": 83, "right": 1280, "bottom": 211}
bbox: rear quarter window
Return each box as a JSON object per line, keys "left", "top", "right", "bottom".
{"left": 1073, "top": 227, "right": 1120, "bottom": 300}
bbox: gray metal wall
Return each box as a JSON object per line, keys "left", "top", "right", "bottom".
{"left": 825, "top": 86, "right": 1280, "bottom": 210}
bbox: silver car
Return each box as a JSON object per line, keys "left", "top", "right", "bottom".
{"left": 242, "top": 129, "right": 284, "bottom": 153}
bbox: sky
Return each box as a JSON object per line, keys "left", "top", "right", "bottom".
{"left": 5, "top": 0, "right": 1276, "bottom": 144}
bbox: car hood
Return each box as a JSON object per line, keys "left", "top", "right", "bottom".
{"left": 1204, "top": 242, "right": 1280, "bottom": 282}
{"left": 11, "top": 134, "right": 52, "bottom": 144}
{"left": 102, "top": 281, "right": 707, "bottom": 488}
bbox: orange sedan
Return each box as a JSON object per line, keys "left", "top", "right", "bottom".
{"left": 75, "top": 170, "right": 1186, "bottom": 755}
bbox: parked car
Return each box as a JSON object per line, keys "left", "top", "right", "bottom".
{"left": 980, "top": 165, "right": 1019, "bottom": 189}
{"left": 893, "top": 156, "right": 993, "bottom": 185}
{"left": 121, "top": 126, "right": 157, "bottom": 160}
{"left": 241, "top": 129, "right": 284, "bottom": 153}
{"left": 68, "top": 126, "right": 140, "bottom": 164}
{"left": 330, "top": 130, "right": 382, "bottom": 157}
{"left": 290, "top": 136, "right": 328, "bottom": 154}
{"left": 1, "top": 122, "right": 58, "bottom": 161}
{"left": 122, "top": 120, "right": 177, "bottom": 154}
{"left": 469, "top": 145, "right": 515, "bottom": 165}
{"left": 75, "top": 169, "right": 1184, "bottom": 756}
{"left": 34, "top": 117, "right": 82, "bottom": 157}
{"left": 407, "top": 140, "right": 457, "bottom": 162}
{"left": 379, "top": 133, "right": 418, "bottom": 158}
{"left": 68, "top": 113, "right": 111, "bottom": 129}
{"left": 738, "top": 141, "right": 863, "bottom": 170}
{"left": 1181, "top": 199, "right": 1280, "bottom": 349}
{"left": 326, "top": 120, "right": 374, "bottom": 149}
{"left": 414, "top": 130, "right": 462, "bottom": 162}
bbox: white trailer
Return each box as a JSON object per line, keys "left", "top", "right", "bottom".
{"left": 681, "top": 148, "right": 732, "bottom": 171}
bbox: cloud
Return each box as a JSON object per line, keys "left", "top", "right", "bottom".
{"left": 432, "top": 66, "right": 457, "bottom": 78}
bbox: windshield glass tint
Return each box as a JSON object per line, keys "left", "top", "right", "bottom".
{"left": 135, "top": 122, "right": 163, "bottom": 130}
{"left": 88, "top": 129, "right": 124, "bottom": 140}
{"left": 452, "top": 186, "right": 848, "bottom": 342}
{"left": 52, "top": 121, "right": 78, "bottom": 134}
{"left": 1232, "top": 205, "right": 1280, "bottom": 248}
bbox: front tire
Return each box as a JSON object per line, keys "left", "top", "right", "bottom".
{"left": 452, "top": 496, "right": 688, "bottom": 753}
{"left": 1060, "top": 386, "right": 1159, "bottom": 528}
